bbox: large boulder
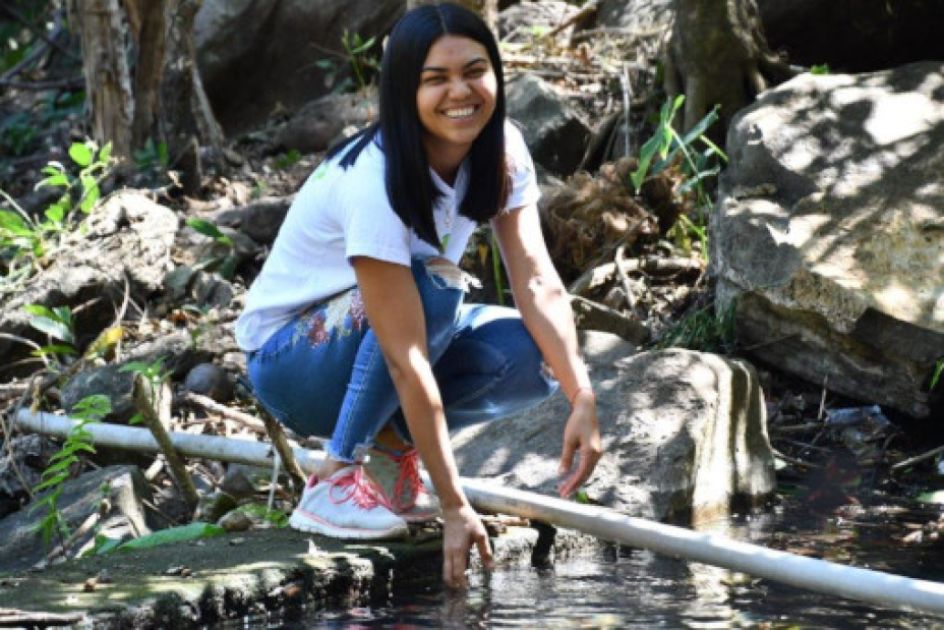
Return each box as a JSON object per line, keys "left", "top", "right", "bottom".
{"left": 0, "top": 191, "right": 177, "bottom": 378}
{"left": 506, "top": 74, "right": 591, "bottom": 176}
{"left": 712, "top": 62, "right": 944, "bottom": 419}
{"left": 452, "top": 334, "right": 775, "bottom": 524}
{"left": 195, "top": 0, "right": 402, "bottom": 133}
{"left": 0, "top": 465, "right": 152, "bottom": 573}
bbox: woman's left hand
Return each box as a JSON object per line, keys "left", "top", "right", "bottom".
{"left": 557, "top": 389, "right": 602, "bottom": 498}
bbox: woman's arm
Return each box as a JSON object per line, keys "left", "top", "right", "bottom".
{"left": 351, "top": 256, "right": 493, "bottom": 587}
{"left": 492, "top": 204, "right": 603, "bottom": 497}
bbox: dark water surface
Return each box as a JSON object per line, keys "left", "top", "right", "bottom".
{"left": 273, "top": 499, "right": 944, "bottom": 629}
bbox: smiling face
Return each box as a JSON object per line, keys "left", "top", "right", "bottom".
{"left": 416, "top": 34, "right": 498, "bottom": 179}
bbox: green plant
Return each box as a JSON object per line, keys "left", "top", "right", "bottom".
{"left": 133, "top": 138, "right": 169, "bottom": 174}
{"left": 273, "top": 149, "right": 302, "bottom": 170}
{"left": 1, "top": 140, "right": 113, "bottom": 292}
{"left": 810, "top": 63, "right": 831, "bottom": 75}
{"left": 236, "top": 502, "right": 289, "bottom": 528}
{"left": 30, "top": 394, "right": 111, "bottom": 548}
{"left": 631, "top": 95, "right": 727, "bottom": 200}
{"left": 655, "top": 302, "right": 736, "bottom": 353}
{"left": 24, "top": 303, "right": 76, "bottom": 368}
{"left": 340, "top": 30, "right": 379, "bottom": 92}
{"left": 185, "top": 217, "right": 238, "bottom": 280}
{"left": 930, "top": 358, "right": 944, "bottom": 392}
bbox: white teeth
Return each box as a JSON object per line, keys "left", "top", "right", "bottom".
{"left": 444, "top": 106, "right": 476, "bottom": 118}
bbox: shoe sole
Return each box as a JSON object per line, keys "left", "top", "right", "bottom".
{"left": 289, "top": 509, "right": 409, "bottom": 540}
{"left": 398, "top": 509, "right": 441, "bottom": 523}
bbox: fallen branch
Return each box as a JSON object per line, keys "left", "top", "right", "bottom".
{"left": 182, "top": 392, "right": 267, "bottom": 433}
{"left": 0, "top": 608, "right": 84, "bottom": 627}
{"left": 570, "top": 294, "right": 650, "bottom": 345}
{"left": 255, "top": 404, "right": 307, "bottom": 494}
{"left": 891, "top": 444, "right": 944, "bottom": 472}
{"left": 132, "top": 375, "right": 199, "bottom": 511}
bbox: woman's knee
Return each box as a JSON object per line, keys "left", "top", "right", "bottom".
{"left": 411, "top": 256, "right": 465, "bottom": 343}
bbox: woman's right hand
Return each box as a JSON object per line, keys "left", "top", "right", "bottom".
{"left": 441, "top": 504, "right": 494, "bottom": 588}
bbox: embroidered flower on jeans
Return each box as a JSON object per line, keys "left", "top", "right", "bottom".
{"left": 349, "top": 290, "right": 367, "bottom": 331}
{"left": 292, "top": 288, "right": 366, "bottom": 348}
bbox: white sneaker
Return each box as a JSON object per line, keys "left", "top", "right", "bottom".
{"left": 366, "top": 448, "right": 441, "bottom": 523}
{"left": 288, "top": 465, "right": 409, "bottom": 540}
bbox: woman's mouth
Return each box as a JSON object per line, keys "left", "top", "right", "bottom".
{"left": 442, "top": 105, "right": 479, "bottom": 119}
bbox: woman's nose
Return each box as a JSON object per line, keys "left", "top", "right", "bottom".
{"left": 447, "top": 78, "right": 471, "bottom": 99}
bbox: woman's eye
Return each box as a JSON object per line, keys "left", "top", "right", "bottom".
{"left": 423, "top": 76, "right": 445, "bottom": 85}
{"left": 467, "top": 68, "right": 486, "bottom": 78}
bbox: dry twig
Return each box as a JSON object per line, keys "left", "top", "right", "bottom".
{"left": 132, "top": 374, "right": 199, "bottom": 511}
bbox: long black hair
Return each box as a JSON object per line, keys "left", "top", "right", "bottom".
{"left": 325, "top": 2, "right": 508, "bottom": 249}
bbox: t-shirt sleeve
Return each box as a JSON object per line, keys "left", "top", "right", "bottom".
{"left": 341, "top": 174, "right": 412, "bottom": 267}
{"left": 502, "top": 121, "right": 541, "bottom": 212}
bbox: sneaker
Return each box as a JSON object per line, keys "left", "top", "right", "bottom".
{"left": 366, "top": 448, "right": 441, "bottom": 523}
{"left": 288, "top": 465, "right": 409, "bottom": 540}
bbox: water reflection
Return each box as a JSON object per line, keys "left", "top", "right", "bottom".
{"left": 290, "top": 506, "right": 944, "bottom": 629}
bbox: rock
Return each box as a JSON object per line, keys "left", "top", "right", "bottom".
{"left": 0, "top": 435, "right": 51, "bottom": 519}
{"left": 712, "top": 62, "right": 944, "bottom": 418}
{"left": 218, "top": 509, "right": 252, "bottom": 533}
{"left": 757, "top": 0, "right": 944, "bottom": 73}
{"left": 125, "top": 331, "right": 214, "bottom": 380}
{"left": 184, "top": 363, "right": 234, "bottom": 402}
{"left": 594, "top": 0, "right": 675, "bottom": 35}
{"left": 0, "top": 465, "right": 152, "bottom": 573}
{"left": 506, "top": 74, "right": 591, "bottom": 176}
{"left": 452, "top": 342, "right": 775, "bottom": 523}
{"left": 238, "top": 196, "right": 295, "bottom": 245}
{"left": 275, "top": 91, "right": 377, "bottom": 154}
{"left": 195, "top": 0, "right": 402, "bottom": 132}
{"left": 0, "top": 191, "right": 178, "bottom": 378}
{"left": 61, "top": 365, "right": 135, "bottom": 423}
{"left": 499, "top": 1, "right": 579, "bottom": 42}
{"left": 191, "top": 271, "right": 235, "bottom": 309}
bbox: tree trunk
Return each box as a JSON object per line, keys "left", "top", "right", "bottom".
{"left": 70, "top": 0, "right": 134, "bottom": 159}
{"left": 68, "top": 0, "right": 224, "bottom": 193}
{"left": 663, "top": 0, "right": 798, "bottom": 140}
{"left": 407, "top": 0, "right": 498, "bottom": 34}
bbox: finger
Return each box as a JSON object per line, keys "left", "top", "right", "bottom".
{"left": 443, "top": 554, "right": 454, "bottom": 587}
{"left": 476, "top": 531, "right": 494, "bottom": 570}
{"left": 452, "top": 550, "right": 468, "bottom": 589}
{"left": 558, "top": 437, "right": 577, "bottom": 476}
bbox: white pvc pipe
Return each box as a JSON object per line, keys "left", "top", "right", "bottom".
{"left": 16, "top": 408, "right": 944, "bottom": 616}
{"left": 15, "top": 409, "right": 324, "bottom": 475}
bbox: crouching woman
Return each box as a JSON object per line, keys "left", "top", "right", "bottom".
{"left": 235, "top": 2, "right": 601, "bottom": 588}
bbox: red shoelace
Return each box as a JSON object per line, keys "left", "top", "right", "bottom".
{"left": 327, "top": 466, "right": 394, "bottom": 510}
{"left": 391, "top": 449, "right": 427, "bottom": 511}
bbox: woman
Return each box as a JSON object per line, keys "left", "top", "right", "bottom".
{"left": 236, "top": 2, "right": 601, "bottom": 588}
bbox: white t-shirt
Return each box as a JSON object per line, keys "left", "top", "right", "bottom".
{"left": 235, "top": 120, "right": 540, "bottom": 351}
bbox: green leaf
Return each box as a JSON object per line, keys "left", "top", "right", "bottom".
{"left": 44, "top": 204, "right": 66, "bottom": 224}
{"left": 115, "top": 522, "right": 226, "bottom": 553}
{"left": 41, "top": 163, "right": 64, "bottom": 176}
{"left": 32, "top": 343, "right": 78, "bottom": 357}
{"left": 186, "top": 218, "right": 231, "bottom": 245}
{"left": 34, "top": 472, "right": 70, "bottom": 492}
{"left": 98, "top": 141, "right": 113, "bottom": 163}
{"left": 79, "top": 176, "right": 100, "bottom": 213}
{"left": 72, "top": 394, "right": 111, "bottom": 419}
{"left": 27, "top": 315, "right": 74, "bottom": 343}
{"left": 0, "top": 210, "right": 31, "bottom": 236}
{"left": 69, "top": 142, "right": 93, "bottom": 167}
{"left": 35, "top": 172, "right": 69, "bottom": 189}
{"left": 810, "top": 63, "right": 830, "bottom": 75}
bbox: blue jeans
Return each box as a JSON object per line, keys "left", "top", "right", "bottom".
{"left": 247, "top": 257, "right": 558, "bottom": 463}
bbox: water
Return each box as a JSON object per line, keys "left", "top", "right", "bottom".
{"left": 285, "top": 500, "right": 944, "bottom": 629}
